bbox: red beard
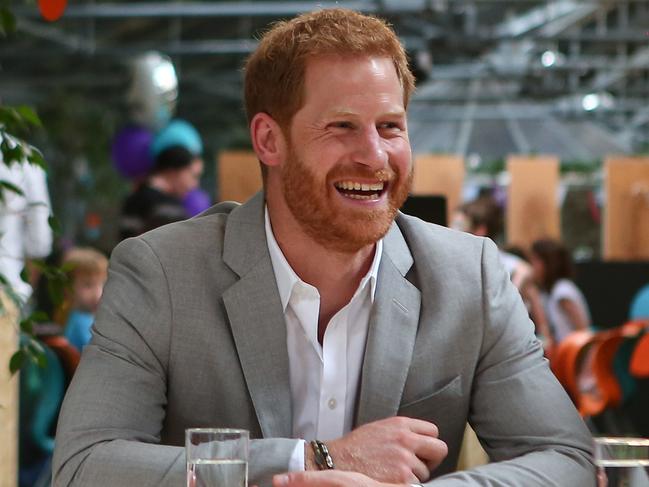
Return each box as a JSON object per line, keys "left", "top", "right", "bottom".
{"left": 281, "top": 145, "right": 412, "bottom": 253}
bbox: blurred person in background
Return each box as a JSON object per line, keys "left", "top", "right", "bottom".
{"left": 119, "top": 145, "right": 203, "bottom": 239}
{"left": 58, "top": 247, "right": 108, "bottom": 352}
{"left": 453, "top": 197, "right": 554, "bottom": 347}
{"left": 0, "top": 146, "right": 53, "bottom": 305}
{"left": 530, "top": 238, "right": 592, "bottom": 343}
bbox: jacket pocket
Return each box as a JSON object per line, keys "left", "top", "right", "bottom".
{"left": 398, "top": 375, "right": 462, "bottom": 419}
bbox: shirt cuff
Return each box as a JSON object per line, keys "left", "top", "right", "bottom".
{"left": 288, "top": 439, "right": 306, "bottom": 472}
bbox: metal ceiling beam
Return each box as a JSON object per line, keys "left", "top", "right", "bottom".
{"left": 16, "top": 18, "right": 93, "bottom": 53}
{"left": 535, "top": 3, "right": 602, "bottom": 37}
{"left": 494, "top": 1, "right": 581, "bottom": 38}
{"left": 590, "top": 45, "right": 649, "bottom": 91}
{"left": 14, "top": 1, "right": 433, "bottom": 19}
{"left": 0, "top": 38, "right": 259, "bottom": 58}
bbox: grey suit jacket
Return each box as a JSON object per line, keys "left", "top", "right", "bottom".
{"left": 53, "top": 192, "right": 595, "bottom": 486}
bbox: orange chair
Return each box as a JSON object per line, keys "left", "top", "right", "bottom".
{"left": 551, "top": 322, "right": 649, "bottom": 417}
{"left": 630, "top": 332, "right": 649, "bottom": 378}
{"left": 551, "top": 330, "right": 599, "bottom": 404}
{"left": 581, "top": 331, "right": 625, "bottom": 416}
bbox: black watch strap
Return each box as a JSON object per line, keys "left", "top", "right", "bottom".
{"left": 310, "top": 439, "right": 335, "bottom": 470}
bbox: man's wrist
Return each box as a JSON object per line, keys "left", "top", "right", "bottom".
{"left": 304, "top": 442, "right": 318, "bottom": 470}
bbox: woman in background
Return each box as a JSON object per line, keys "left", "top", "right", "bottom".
{"left": 530, "top": 238, "right": 592, "bottom": 343}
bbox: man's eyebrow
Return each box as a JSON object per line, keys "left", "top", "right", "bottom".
{"left": 324, "top": 108, "right": 407, "bottom": 118}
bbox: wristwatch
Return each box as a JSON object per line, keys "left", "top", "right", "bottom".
{"left": 310, "top": 440, "right": 335, "bottom": 470}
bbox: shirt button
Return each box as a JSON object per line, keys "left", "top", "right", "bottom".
{"left": 328, "top": 398, "right": 337, "bottom": 410}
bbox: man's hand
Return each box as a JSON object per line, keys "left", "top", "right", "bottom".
{"left": 319, "top": 417, "right": 447, "bottom": 484}
{"left": 273, "top": 470, "right": 411, "bottom": 487}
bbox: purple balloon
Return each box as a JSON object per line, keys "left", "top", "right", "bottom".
{"left": 183, "top": 188, "right": 211, "bottom": 216}
{"left": 111, "top": 125, "right": 154, "bottom": 179}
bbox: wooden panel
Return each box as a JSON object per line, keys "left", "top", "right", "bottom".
{"left": 0, "top": 292, "right": 18, "bottom": 487}
{"left": 604, "top": 156, "right": 649, "bottom": 260}
{"left": 506, "top": 155, "right": 560, "bottom": 249}
{"left": 411, "top": 155, "right": 465, "bottom": 224}
{"left": 217, "top": 151, "right": 263, "bottom": 203}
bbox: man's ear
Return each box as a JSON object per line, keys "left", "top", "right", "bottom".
{"left": 250, "top": 112, "right": 286, "bottom": 169}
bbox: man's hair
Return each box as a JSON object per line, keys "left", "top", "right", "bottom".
{"left": 459, "top": 197, "right": 503, "bottom": 240}
{"left": 244, "top": 8, "right": 415, "bottom": 130}
{"left": 531, "top": 238, "right": 575, "bottom": 291}
{"left": 62, "top": 247, "right": 108, "bottom": 279}
{"left": 153, "top": 145, "right": 196, "bottom": 174}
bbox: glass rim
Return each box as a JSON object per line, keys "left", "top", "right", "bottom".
{"left": 186, "top": 428, "right": 249, "bottom": 435}
{"left": 594, "top": 437, "right": 649, "bottom": 447}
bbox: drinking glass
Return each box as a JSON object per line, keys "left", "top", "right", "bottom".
{"left": 186, "top": 428, "right": 249, "bottom": 487}
{"left": 594, "top": 437, "right": 649, "bottom": 487}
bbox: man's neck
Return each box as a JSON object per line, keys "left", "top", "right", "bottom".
{"left": 267, "top": 200, "right": 376, "bottom": 341}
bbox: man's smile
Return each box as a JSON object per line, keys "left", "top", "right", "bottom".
{"left": 333, "top": 180, "right": 387, "bottom": 201}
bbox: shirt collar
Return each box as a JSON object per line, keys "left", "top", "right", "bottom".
{"left": 264, "top": 206, "right": 382, "bottom": 311}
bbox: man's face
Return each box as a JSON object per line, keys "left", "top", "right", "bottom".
{"left": 278, "top": 55, "right": 412, "bottom": 253}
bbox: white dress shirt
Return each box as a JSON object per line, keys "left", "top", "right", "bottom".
{"left": 264, "top": 208, "right": 382, "bottom": 470}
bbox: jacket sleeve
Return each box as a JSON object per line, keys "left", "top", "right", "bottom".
{"left": 52, "top": 236, "right": 299, "bottom": 487}
{"left": 428, "top": 238, "right": 596, "bottom": 486}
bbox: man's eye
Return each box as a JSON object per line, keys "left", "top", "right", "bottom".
{"left": 379, "top": 122, "right": 402, "bottom": 130}
{"left": 330, "top": 121, "right": 353, "bottom": 129}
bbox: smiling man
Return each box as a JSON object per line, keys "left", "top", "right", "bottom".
{"left": 53, "top": 9, "right": 595, "bottom": 487}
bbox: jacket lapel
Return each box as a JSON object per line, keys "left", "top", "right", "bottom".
{"left": 356, "top": 220, "right": 421, "bottom": 425}
{"left": 221, "top": 192, "right": 293, "bottom": 439}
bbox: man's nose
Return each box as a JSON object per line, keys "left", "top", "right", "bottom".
{"left": 352, "top": 126, "right": 388, "bottom": 170}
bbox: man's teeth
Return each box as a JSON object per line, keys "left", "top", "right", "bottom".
{"left": 335, "top": 181, "right": 384, "bottom": 191}
{"left": 344, "top": 193, "right": 380, "bottom": 200}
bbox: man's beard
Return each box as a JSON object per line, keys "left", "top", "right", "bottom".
{"left": 281, "top": 145, "right": 412, "bottom": 253}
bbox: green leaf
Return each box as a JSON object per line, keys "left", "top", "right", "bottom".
{"left": 26, "top": 338, "right": 46, "bottom": 367}
{"left": 15, "top": 106, "right": 42, "bottom": 127}
{"left": 24, "top": 340, "right": 47, "bottom": 369}
{"left": 32, "top": 347, "right": 48, "bottom": 369}
{"left": 0, "top": 107, "right": 23, "bottom": 131}
{"left": 0, "top": 7, "right": 16, "bottom": 37}
{"left": 19, "top": 266, "right": 29, "bottom": 284}
{"left": 0, "top": 179, "right": 24, "bottom": 196}
{"left": 48, "top": 215, "right": 62, "bottom": 235}
{"left": 26, "top": 339, "right": 48, "bottom": 369}
{"left": 48, "top": 278, "right": 64, "bottom": 307}
{"left": 0, "top": 141, "right": 25, "bottom": 165}
{"left": 30, "top": 310, "right": 49, "bottom": 323}
{"left": 9, "top": 350, "right": 26, "bottom": 375}
{"left": 19, "top": 318, "right": 34, "bottom": 335}
{"left": 27, "top": 149, "right": 46, "bottom": 169}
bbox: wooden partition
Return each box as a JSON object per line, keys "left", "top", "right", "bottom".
{"left": 411, "top": 155, "right": 465, "bottom": 224}
{"left": 604, "top": 156, "right": 649, "bottom": 260}
{"left": 506, "top": 155, "right": 560, "bottom": 249}
{"left": 217, "top": 151, "right": 262, "bottom": 203}
{"left": 0, "top": 292, "right": 19, "bottom": 487}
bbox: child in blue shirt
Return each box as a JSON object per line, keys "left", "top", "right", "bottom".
{"left": 61, "top": 247, "right": 108, "bottom": 351}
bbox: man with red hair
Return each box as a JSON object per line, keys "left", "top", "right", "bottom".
{"left": 54, "top": 9, "right": 594, "bottom": 487}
